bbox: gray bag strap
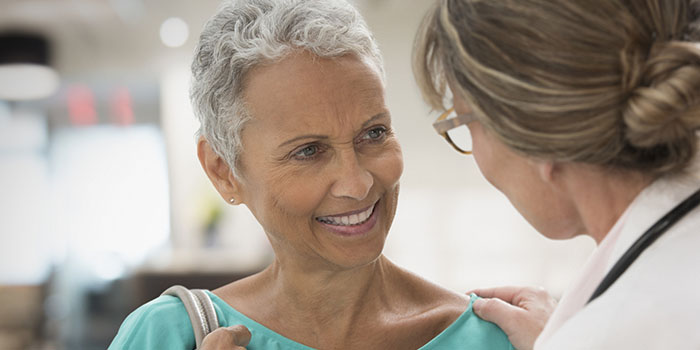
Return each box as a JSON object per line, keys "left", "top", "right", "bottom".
{"left": 162, "top": 285, "right": 219, "bottom": 349}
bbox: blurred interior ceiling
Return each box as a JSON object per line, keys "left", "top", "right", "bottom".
{"left": 0, "top": 0, "right": 385, "bottom": 78}
{"left": 0, "top": 0, "right": 222, "bottom": 77}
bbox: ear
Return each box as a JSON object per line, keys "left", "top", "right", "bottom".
{"left": 534, "top": 159, "right": 556, "bottom": 183}
{"left": 197, "top": 136, "right": 244, "bottom": 205}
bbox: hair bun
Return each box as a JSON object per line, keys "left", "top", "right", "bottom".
{"left": 621, "top": 41, "right": 700, "bottom": 173}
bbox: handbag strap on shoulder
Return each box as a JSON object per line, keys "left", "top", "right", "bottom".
{"left": 162, "top": 285, "right": 220, "bottom": 349}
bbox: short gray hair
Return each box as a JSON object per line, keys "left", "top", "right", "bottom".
{"left": 190, "top": 0, "right": 384, "bottom": 176}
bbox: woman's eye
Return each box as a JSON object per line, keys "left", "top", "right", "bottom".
{"left": 362, "top": 127, "right": 387, "bottom": 141}
{"left": 292, "top": 145, "right": 320, "bottom": 160}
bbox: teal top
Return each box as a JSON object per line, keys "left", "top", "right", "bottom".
{"left": 109, "top": 291, "right": 513, "bottom": 350}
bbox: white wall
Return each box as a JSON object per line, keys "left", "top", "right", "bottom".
{"left": 0, "top": 105, "right": 51, "bottom": 284}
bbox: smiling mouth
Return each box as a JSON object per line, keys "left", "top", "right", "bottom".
{"left": 315, "top": 201, "right": 378, "bottom": 226}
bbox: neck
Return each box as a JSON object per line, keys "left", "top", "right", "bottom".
{"left": 257, "top": 254, "right": 394, "bottom": 339}
{"left": 561, "top": 165, "right": 653, "bottom": 244}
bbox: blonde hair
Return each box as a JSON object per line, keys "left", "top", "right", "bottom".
{"left": 414, "top": 0, "right": 700, "bottom": 176}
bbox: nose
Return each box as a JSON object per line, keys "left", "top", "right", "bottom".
{"left": 329, "top": 152, "right": 373, "bottom": 200}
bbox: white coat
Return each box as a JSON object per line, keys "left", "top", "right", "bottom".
{"left": 536, "top": 157, "right": 700, "bottom": 350}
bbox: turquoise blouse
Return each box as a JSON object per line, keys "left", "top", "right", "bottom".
{"left": 109, "top": 291, "right": 513, "bottom": 349}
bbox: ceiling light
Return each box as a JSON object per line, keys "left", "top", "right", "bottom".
{"left": 160, "top": 17, "right": 189, "bottom": 48}
{"left": 0, "top": 33, "right": 59, "bottom": 101}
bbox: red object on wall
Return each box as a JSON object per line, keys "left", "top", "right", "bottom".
{"left": 110, "top": 87, "right": 135, "bottom": 126}
{"left": 67, "top": 85, "right": 97, "bottom": 126}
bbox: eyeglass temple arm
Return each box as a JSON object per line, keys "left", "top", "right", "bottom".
{"left": 432, "top": 113, "right": 476, "bottom": 134}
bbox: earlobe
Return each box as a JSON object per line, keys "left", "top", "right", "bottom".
{"left": 197, "top": 136, "right": 244, "bottom": 205}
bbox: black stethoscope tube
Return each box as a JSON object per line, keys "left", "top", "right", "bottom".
{"left": 587, "top": 187, "right": 700, "bottom": 304}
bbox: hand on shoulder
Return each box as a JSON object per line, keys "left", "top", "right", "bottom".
{"left": 469, "top": 286, "right": 557, "bottom": 350}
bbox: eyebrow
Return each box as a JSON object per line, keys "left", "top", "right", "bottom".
{"left": 277, "top": 112, "right": 389, "bottom": 148}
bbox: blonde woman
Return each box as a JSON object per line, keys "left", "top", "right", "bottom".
{"left": 414, "top": 0, "right": 700, "bottom": 349}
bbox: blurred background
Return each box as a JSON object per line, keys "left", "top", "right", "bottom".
{"left": 0, "top": 0, "right": 595, "bottom": 348}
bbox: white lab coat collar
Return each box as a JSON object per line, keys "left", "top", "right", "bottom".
{"left": 608, "top": 158, "right": 700, "bottom": 271}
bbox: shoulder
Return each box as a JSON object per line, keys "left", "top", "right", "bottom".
{"left": 419, "top": 294, "right": 512, "bottom": 349}
{"left": 385, "top": 262, "right": 471, "bottom": 335}
{"left": 108, "top": 295, "right": 196, "bottom": 350}
{"left": 619, "top": 204, "right": 700, "bottom": 295}
{"left": 385, "top": 262, "right": 512, "bottom": 349}
{"left": 542, "top": 227, "right": 700, "bottom": 350}
{"left": 390, "top": 262, "right": 470, "bottom": 310}
{"left": 544, "top": 294, "right": 700, "bottom": 349}
{"left": 211, "top": 272, "right": 269, "bottom": 320}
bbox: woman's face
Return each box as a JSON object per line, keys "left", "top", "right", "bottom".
{"left": 233, "top": 52, "right": 403, "bottom": 269}
{"left": 452, "top": 91, "right": 582, "bottom": 240}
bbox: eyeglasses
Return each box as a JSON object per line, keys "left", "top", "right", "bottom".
{"left": 432, "top": 108, "right": 477, "bottom": 154}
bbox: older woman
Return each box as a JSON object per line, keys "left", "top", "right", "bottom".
{"left": 414, "top": 0, "right": 700, "bottom": 349}
{"left": 108, "top": 0, "right": 514, "bottom": 349}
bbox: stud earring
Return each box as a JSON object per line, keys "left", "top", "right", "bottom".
{"left": 229, "top": 198, "right": 236, "bottom": 204}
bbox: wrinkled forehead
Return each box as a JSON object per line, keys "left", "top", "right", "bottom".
{"left": 246, "top": 52, "right": 384, "bottom": 111}
{"left": 240, "top": 51, "right": 388, "bottom": 138}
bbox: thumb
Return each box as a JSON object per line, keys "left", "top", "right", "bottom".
{"left": 472, "top": 297, "right": 523, "bottom": 332}
{"left": 225, "top": 325, "right": 252, "bottom": 346}
{"left": 200, "top": 325, "right": 252, "bottom": 349}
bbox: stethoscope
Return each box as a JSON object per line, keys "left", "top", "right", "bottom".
{"left": 587, "top": 187, "right": 700, "bottom": 304}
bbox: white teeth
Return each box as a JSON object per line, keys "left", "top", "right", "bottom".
{"left": 359, "top": 210, "right": 369, "bottom": 222}
{"left": 317, "top": 204, "right": 375, "bottom": 226}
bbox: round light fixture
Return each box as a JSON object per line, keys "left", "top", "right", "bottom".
{"left": 160, "top": 17, "right": 189, "bottom": 48}
{"left": 0, "top": 33, "right": 59, "bottom": 101}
